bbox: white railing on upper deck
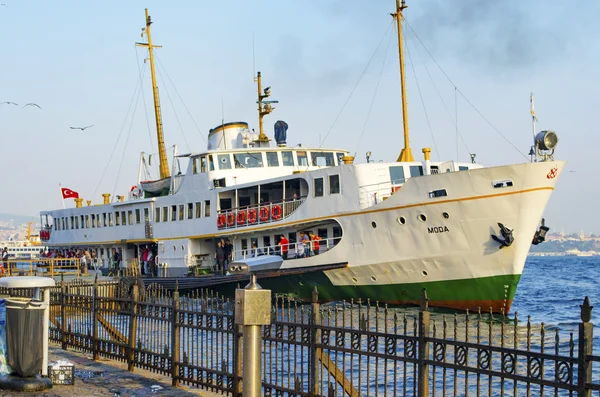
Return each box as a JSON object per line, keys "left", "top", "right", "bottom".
{"left": 358, "top": 179, "right": 404, "bottom": 209}
{"left": 216, "top": 197, "right": 306, "bottom": 230}
{"left": 230, "top": 236, "right": 341, "bottom": 261}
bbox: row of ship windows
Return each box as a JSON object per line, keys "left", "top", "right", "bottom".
{"left": 192, "top": 151, "right": 346, "bottom": 173}
{"left": 314, "top": 175, "right": 340, "bottom": 197}
{"left": 154, "top": 201, "right": 211, "bottom": 223}
{"left": 53, "top": 201, "right": 213, "bottom": 231}
{"left": 54, "top": 209, "right": 150, "bottom": 231}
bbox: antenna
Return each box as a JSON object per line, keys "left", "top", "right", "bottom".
{"left": 252, "top": 31, "right": 256, "bottom": 80}
{"left": 530, "top": 92, "right": 537, "bottom": 162}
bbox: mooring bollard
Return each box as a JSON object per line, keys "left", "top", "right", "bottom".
{"left": 235, "top": 273, "right": 271, "bottom": 397}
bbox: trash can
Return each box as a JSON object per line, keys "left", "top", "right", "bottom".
{"left": 0, "top": 276, "right": 55, "bottom": 379}
{"left": 5, "top": 298, "right": 45, "bottom": 377}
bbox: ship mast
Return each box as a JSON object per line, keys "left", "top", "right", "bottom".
{"left": 393, "top": 0, "right": 414, "bottom": 162}
{"left": 255, "top": 71, "right": 277, "bottom": 145}
{"left": 136, "top": 9, "right": 170, "bottom": 180}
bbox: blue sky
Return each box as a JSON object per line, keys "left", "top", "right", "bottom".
{"left": 0, "top": 0, "right": 598, "bottom": 233}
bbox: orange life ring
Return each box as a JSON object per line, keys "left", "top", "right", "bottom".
{"left": 217, "top": 214, "right": 226, "bottom": 228}
{"left": 237, "top": 210, "right": 246, "bottom": 225}
{"left": 227, "top": 212, "right": 235, "bottom": 227}
{"left": 247, "top": 208, "right": 257, "bottom": 224}
{"left": 271, "top": 205, "right": 282, "bottom": 220}
{"left": 259, "top": 206, "right": 269, "bottom": 222}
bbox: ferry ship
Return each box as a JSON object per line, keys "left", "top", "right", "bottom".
{"left": 39, "top": 2, "right": 564, "bottom": 312}
{"left": 1, "top": 223, "right": 45, "bottom": 259}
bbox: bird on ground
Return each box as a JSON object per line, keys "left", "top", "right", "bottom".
{"left": 0, "top": 101, "right": 18, "bottom": 106}
{"left": 23, "top": 103, "right": 41, "bottom": 109}
{"left": 70, "top": 125, "right": 94, "bottom": 131}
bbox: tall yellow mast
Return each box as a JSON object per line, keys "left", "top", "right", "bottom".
{"left": 136, "top": 9, "right": 170, "bottom": 179}
{"left": 255, "top": 71, "right": 277, "bottom": 143}
{"left": 393, "top": 0, "right": 414, "bottom": 162}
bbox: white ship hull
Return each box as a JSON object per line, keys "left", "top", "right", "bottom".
{"left": 40, "top": 159, "right": 563, "bottom": 312}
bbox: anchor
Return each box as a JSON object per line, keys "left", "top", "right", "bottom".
{"left": 491, "top": 222, "right": 514, "bottom": 249}
{"left": 532, "top": 218, "right": 550, "bottom": 245}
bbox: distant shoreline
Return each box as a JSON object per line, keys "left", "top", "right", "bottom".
{"left": 529, "top": 252, "right": 599, "bottom": 257}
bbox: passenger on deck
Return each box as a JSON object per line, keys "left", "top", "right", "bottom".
{"left": 297, "top": 233, "right": 306, "bottom": 258}
{"left": 278, "top": 235, "right": 289, "bottom": 260}
{"left": 224, "top": 239, "right": 233, "bottom": 265}
{"left": 302, "top": 232, "right": 311, "bottom": 257}
{"left": 250, "top": 243, "right": 263, "bottom": 257}
{"left": 215, "top": 241, "right": 225, "bottom": 274}
{"left": 141, "top": 246, "right": 149, "bottom": 275}
{"left": 309, "top": 232, "right": 321, "bottom": 255}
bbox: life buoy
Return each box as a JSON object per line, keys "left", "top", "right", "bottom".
{"left": 259, "top": 207, "right": 269, "bottom": 222}
{"left": 247, "top": 208, "right": 257, "bottom": 224}
{"left": 271, "top": 205, "right": 282, "bottom": 220}
{"left": 227, "top": 212, "right": 235, "bottom": 227}
{"left": 130, "top": 185, "right": 142, "bottom": 198}
{"left": 237, "top": 210, "right": 246, "bottom": 225}
{"left": 217, "top": 214, "right": 226, "bottom": 228}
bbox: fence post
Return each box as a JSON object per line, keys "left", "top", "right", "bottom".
{"left": 235, "top": 274, "right": 271, "bottom": 397}
{"left": 92, "top": 275, "right": 99, "bottom": 361}
{"left": 127, "top": 284, "right": 139, "bottom": 372}
{"left": 171, "top": 283, "right": 180, "bottom": 387}
{"left": 60, "top": 282, "right": 67, "bottom": 350}
{"left": 417, "top": 289, "right": 430, "bottom": 397}
{"left": 309, "top": 286, "right": 320, "bottom": 397}
{"left": 233, "top": 322, "right": 243, "bottom": 396}
{"left": 578, "top": 296, "right": 593, "bottom": 397}
{"left": 233, "top": 281, "right": 244, "bottom": 397}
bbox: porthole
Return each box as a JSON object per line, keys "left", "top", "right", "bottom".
{"left": 370, "top": 276, "right": 377, "bottom": 282}
{"left": 172, "top": 245, "right": 176, "bottom": 252}
{"left": 442, "top": 212, "right": 449, "bottom": 219}
{"left": 418, "top": 213, "right": 427, "bottom": 222}
{"left": 397, "top": 216, "right": 406, "bottom": 225}
{"left": 352, "top": 277, "right": 358, "bottom": 283}
{"left": 422, "top": 270, "right": 428, "bottom": 276}
{"left": 371, "top": 221, "right": 377, "bottom": 228}
{"left": 299, "top": 281, "right": 304, "bottom": 286}
{"left": 181, "top": 245, "right": 185, "bottom": 251}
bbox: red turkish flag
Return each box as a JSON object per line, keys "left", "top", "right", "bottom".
{"left": 61, "top": 188, "right": 79, "bottom": 199}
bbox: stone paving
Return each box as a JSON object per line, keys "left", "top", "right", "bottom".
{"left": 1, "top": 345, "right": 226, "bottom": 397}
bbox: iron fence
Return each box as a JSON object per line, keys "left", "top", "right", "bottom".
{"left": 9, "top": 278, "right": 597, "bottom": 397}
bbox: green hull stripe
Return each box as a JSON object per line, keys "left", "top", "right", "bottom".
{"left": 211, "top": 272, "right": 521, "bottom": 310}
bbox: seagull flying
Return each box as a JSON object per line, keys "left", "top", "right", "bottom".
{"left": 0, "top": 101, "right": 18, "bottom": 106}
{"left": 70, "top": 125, "right": 94, "bottom": 131}
{"left": 23, "top": 103, "right": 41, "bottom": 109}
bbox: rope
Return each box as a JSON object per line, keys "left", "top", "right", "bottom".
{"left": 354, "top": 27, "right": 393, "bottom": 158}
{"left": 112, "top": 73, "right": 145, "bottom": 197}
{"left": 91, "top": 59, "right": 147, "bottom": 200}
{"left": 155, "top": 54, "right": 208, "bottom": 145}
{"left": 155, "top": 60, "right": 192, "bottom": 153}
{"left": 409, "top": 29, "right": 472, "bottom": 157}
{"left": 404, "top": 31, "right": 440, "bottom": 161}
{"left": 404, "top": 18, "right": 529, "bottom": 161}
{"left": 135, "top": 47, "right": 156, "bottom": 175}
{"left": 318, "top": 21, "right": 394, "bottom": 149}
